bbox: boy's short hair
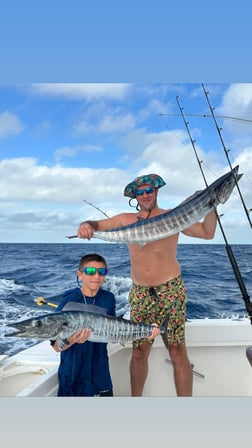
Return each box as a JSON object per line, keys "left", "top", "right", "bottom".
{"left": 79, "top": 253, "right": 107, "bottom": 269}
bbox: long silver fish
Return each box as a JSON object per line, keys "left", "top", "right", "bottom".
{"left": 69, "top": 165, "right": 242, "bottom": 244}
{"left": 94, "top": 165, "right": 242, "bottom": 244}
{"left": 6, "top": 302, "right": 169, "bottom": 349}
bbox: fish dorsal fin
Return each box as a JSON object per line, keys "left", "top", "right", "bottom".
{"left": 62, "top": 301, "right": 108, "bottom": 315}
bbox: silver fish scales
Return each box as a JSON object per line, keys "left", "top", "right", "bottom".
{"left": 6, "top": 303, "right": 169, "bottom": 349}
{"left": 92, "top": 166, "right": 242, "bottom": 245}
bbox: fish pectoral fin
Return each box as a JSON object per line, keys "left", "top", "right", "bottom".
{"left": 57, "top": 338, "right": 70, "bottom": 350}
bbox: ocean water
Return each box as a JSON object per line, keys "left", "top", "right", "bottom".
{"left": 0, "top": 242, "right": 251, "bottom": 356}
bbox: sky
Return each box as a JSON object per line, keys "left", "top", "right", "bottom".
{"left": 0, "top": 82, "right": 252, "bottom": 244}
{"left": 1, "top": 0, "right": 252, "bottom": 442}
{"left": 0, "top": 2, "right": 251, "bottom": 244}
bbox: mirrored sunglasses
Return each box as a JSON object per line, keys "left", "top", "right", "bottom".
{"left": 135, "top": 187, "right": 155, "bottom": 196}
{"left": 81, "top": 266, "right": 108, "bottom": 276}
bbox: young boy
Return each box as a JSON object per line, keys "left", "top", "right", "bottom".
{"left": 51, "top": 253, "right": 116, "bottom": 396}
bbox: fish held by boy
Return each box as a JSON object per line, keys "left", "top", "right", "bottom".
{"left": 5, "top": 302, "right": 169, "bottom": 349}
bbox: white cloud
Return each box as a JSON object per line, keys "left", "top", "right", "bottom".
{"left": 26, "top": 83, "right": 132, "bottom": 100}
{"left": 73, "top": 111, "right": 136, "bottom": 135}
{"left": 54, "top": 144, "right": 102, "bottom": 161}
{"left": 217, "top": 84, "right": 252, "bottom": 135}
{"left": 73, "top": 113, "right": 136, "bottom": 135}
{"left": 0, "top": 157, "right": 128, "bottom": 204}
{"left": 0, "top": 111, "right": 24, "bottom": 138}
{"left": 221, "top": 84, "right": 252, "bottom": 110}
{"left": 0, "top": 150, "right": 251, "bottom": 243}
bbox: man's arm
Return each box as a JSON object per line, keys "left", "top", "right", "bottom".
{"left": 182, "top": 210, "right": 217, "bottom": 240}
{"left": 77, "top": 214, "right": 126, "bottom": 239}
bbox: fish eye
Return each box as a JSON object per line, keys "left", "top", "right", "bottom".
{"left": 62, "top": 322, "right": 69, "bottom": 327}
{"left": 35, "top": 320, "right": 42, "bottom": 328}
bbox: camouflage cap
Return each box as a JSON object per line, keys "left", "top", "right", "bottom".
{"left": 124, "top": 173, "right": 166, "bottom": 198}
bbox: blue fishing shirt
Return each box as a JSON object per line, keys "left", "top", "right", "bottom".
{"left": 54, "top": 287, "right": 116, "bottom": 397}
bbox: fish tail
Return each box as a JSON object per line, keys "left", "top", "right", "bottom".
{"left": 160, "top": 313, "right": 170, "bottom": 350}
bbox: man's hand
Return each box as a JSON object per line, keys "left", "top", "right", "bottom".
{"left": 148, "top": 324, "right": 160, "bottom": 340}
{"left": 77, "top": 222, "right": 94, "bottom": 240}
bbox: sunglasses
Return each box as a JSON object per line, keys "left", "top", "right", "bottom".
{"left": 135, "top": 187, "right": 155, "bottom": 197}
{"left": 80, "top": 267, "right": 108, "bottom": 276}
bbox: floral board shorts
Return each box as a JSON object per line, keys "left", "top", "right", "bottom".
{"left": 129, "top": 275, "right": 188, "bottom": 348}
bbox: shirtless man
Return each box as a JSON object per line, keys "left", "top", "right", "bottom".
{"left": 77, "top": 174, "right": 217, "bottom": 396}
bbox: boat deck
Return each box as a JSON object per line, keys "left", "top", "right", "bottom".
{"left": 0, "top": 342, "right": 60, "bottom": 396}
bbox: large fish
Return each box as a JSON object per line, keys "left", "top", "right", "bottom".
{"left": 70, "top": 165, "right": 242, "bottom": 244}
{"left": 5, "top": 302, "right": 169, "bottom": 350}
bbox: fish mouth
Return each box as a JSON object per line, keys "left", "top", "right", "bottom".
{"left": 5, "top": 323, "right": 30, "bottom": 337}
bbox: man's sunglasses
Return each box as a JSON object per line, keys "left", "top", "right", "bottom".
{"left": 80, "top": 267, "right": 108, "bottom": 276}
{"left": 135, "top": 187, "right": 155, "bottom": 197}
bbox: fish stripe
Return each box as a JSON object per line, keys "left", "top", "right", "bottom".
{"left": 6, "top": 309, "right": 167, "bottom": 346}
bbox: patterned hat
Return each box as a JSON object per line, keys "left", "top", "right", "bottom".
{"left": 124, "top": 173, "right": 166, "bottom": 198}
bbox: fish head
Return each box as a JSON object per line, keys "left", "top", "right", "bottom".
{"left": 214, "top": 165, "right": 243, "bottom": 204}
{"left": 6, "top": 313, "right": 71, "bottom": 339}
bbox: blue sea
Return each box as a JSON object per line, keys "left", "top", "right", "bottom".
{"left": 0, "top": 242, "right": 251, "bottom": 356}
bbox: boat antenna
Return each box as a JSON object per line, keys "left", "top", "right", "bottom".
{"left": 201, "top": 83, "right": 252, "bottom": 228}
{"left": 176, "top": 95, "right": 252, "bottom": 323}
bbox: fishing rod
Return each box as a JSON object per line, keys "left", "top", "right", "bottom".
{"left": 82, "top": 199, "right": 109, "bottom": 218}
{"left": 158, "top": 112, "right": 252, "bottom": 124}
{"left": 66, "top": 199, "right": 109, "bottom": 239}
{"left": 176, "top": 95, "right": 252, "bottom": 323}
{"left": 201, "top": 83, "right": 252, "bottom": 228}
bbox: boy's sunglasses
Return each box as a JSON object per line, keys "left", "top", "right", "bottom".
{"left": 80, "top": 266, "right": 108, "bottom": 276}
{"left": 135, "top": 187, "right": 155, "bottom": 197}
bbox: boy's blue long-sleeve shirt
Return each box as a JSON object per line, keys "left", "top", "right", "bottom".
{"left": 55, "top": 287, "right": 116, "bottom": 396}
